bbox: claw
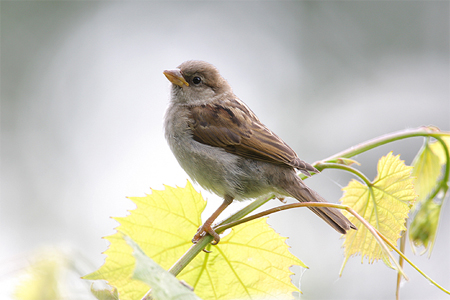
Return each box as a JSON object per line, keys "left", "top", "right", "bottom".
{"left": 191, "top": 196, "right": 233, "bottom": 245}
{"left": 192, "top": 224, "right": 221, "bottom": 245}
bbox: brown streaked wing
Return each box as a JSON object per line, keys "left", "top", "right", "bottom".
{"left": 188, "top": 101, "right": 317, "bottom": 175}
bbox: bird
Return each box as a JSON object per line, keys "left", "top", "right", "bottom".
{"left": 163, "top": 60, "right": 356, "bottom": 245}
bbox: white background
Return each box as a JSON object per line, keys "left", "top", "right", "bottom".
{"left": 2, "top": 2, "right": 449, "bottom": 299}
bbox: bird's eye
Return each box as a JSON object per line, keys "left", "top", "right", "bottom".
{"left": 192, "top": 76, "right": 202, "bottom": 85}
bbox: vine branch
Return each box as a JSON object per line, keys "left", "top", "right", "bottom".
{"left": 156, "top": 126, "right": 450, "bottom": 300}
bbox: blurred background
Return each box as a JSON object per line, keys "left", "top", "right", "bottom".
{"left": 2, "top": 1, "right": 449, "bottom": 299}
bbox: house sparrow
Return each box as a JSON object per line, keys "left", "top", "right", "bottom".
{"left": 164, "top": 60, "right": 356, "bottom": 244}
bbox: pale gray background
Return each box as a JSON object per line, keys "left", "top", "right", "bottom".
{"left": 2, "top": 1, "right": 449, "bottom": 300}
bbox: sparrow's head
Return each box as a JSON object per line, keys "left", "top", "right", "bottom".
{"left": 164, "top": 60, "right": 232, "bottom": 105}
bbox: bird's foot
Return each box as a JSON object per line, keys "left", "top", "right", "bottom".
{"left": 192, "top": 224, "right": 221, "bottom": 245}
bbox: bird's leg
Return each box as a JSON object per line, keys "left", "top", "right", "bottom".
{"left": 192, "top": 195, "right": 234, "bottom": 245}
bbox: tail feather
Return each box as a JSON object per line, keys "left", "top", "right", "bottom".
{"left": 284, "top": 182, "right": 357, "bottom": 234}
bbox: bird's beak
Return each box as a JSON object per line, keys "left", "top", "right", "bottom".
{"left": 163, "top": 69, "right": 189, "bottom": 87}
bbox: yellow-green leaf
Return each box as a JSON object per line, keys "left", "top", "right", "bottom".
{"left": 124, "top": 235, "right": 203, "bottom": 300}
{"left": 428, "top": 136, "right": 450, "bottom": 166}
{"left": 409, "top": 135, "right": 449, "bottom": 256}
{"left": 412, "top": 140, "right": 442, "bottom": 203}
{"left": 90, "top": 285, "right": 119, "bottom": 300}
{"left": 340, "top": 152, "right": 416, "bottom": 269}
{"left": 409, "top": 199, "right": 442, "bottom": 256}
{"left": 181, "top": 217, "right": 305, "bottom": 300}
{"left": 84, "top": 181, "right": 305, "bottom": 300}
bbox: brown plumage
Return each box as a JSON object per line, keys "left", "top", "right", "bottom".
{"left": 164, "top": 60, "right": 356, "bottom": 244}
{"left": 188, "top": 102, "right": 318, "bottom": 177}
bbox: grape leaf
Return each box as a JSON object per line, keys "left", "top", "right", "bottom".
{"left": 340, "top": 152, "right": 416, "bottom": 271}
{"left": 84, "top": 181, "right": 305, "bottom": 300}
{"left": 409, "top": 135, "right": 450, "bottom": 255}
{"left": 409, "top": 199, "right": 441, "bottom": 255}
{"left": 124, "top": 235, "right": 203, "bottom": 300}
{"left": 411, "top": 140, "right": 442, "bottom": 202}
{"left": 429, "top": 136, "right": 450, "bottom": 166}
{"left": 90, "top": 286, "right": 119, "bottom": 300}
{"left": 182, "top": 217, "right": 305, "bottom": 300}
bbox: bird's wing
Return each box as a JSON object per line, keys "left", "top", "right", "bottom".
{"left": 187, "top": 99, "right": 318, "bottom": 176}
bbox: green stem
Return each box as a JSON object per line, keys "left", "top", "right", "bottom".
{"left": 434, "top": 136, "right": 450, "bottom": 193}
{"left": 214, "top": 202, "right": 348, "bottom": 234}
{"left": 376, "top": 228, "right": 450, "bottom": 295}
{"left": 160, "top": 127, "right": 450, "bottom": 299}
{"left": 167, "top": 195, "right": 274, "bottom": 277}
{"left": 220, "top": 194, "right": 275, "bottom": 225}
{"left": 167, "top": 236, "right": 213, "bottom": 276}
{"left": 217, "top": 201, "right": 449, "bottom": 294}
{"left": 396, "top": 231, "right": 407, "bottom": 300}
{"left": 218, "top": 201, "right": 449, "bottom": 294}
{"left": 214, "top": 202, "right": 406, "bottom": 280}
{"left": 315, "top": 162, "right": 373, "bottom": 186}
{"left": 317, "top": 126, "right": 448, "bottom": 164}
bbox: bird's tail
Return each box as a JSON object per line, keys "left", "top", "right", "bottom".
{"left": 283, "top": 181, "right": 357, "bottom": 234}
